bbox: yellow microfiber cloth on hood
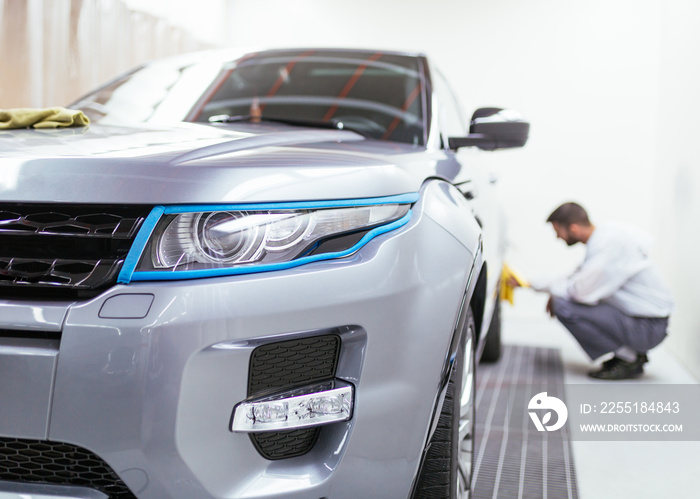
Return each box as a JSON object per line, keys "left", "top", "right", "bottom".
{"left": 500, "top": 263, "right": 529, "bottom": 305}
{"left": 0, "top": 107, "right": 90, "bottom": 129}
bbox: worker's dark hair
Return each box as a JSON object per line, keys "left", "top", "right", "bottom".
{"left": 546, "top": 202, "right": 591, "bottom": 227}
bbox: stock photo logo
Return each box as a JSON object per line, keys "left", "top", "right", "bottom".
{"left": 528, "top": 392, "right": 569, "bottom": 432}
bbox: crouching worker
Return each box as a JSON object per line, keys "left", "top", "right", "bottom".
{"left": 525, "top": 202, "right": 674, "bottom": 380}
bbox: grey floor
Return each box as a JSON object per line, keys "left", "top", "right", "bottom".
{"left": 502, "top": 290, "right": 700, "bottom": 499}
{"left": 473, "top": 344, "right": 579, "bottom": 499}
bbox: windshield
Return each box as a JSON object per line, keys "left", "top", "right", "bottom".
{"left": 72, "top": 49, "right": 428, "bottom": 145}
{"left": 189, "top": 50, "right": 427, "bottom": 145}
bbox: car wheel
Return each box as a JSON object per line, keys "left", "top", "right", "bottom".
{"left": 414, "top": 308, "right": 476, "bottom": 499}
{"left": 481, "top": 298, "right": 501, "bottom": 363}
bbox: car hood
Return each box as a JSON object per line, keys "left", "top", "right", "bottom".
{"left": 0, "top": 122, "right": 454, "bottom": 204}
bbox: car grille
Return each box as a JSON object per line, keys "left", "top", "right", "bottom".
{"left": 0, "top": 204, "right": 150, "bottom": 299}
{"left": 0, "top": 437, "right": 135, "bottom": 498}
{"left": 248, "top": 334, "right": 341, "bottom": 460}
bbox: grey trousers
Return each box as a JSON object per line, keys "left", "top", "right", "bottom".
{"left": 551, "top": 297, "right": 668, "bottom": 360}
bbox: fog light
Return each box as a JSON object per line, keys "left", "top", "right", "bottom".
{"left": 253, "top": 402, "right": 287, "bottom": 423}
{"left": 231, "top": 380, "right": 353, "bottom": 433}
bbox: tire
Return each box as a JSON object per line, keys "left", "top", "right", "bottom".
{"left": 481, "top": 298, "right": 501, "bottom": 363}
{"left": 414, "top": 308, "right": 476, "bottom": 499}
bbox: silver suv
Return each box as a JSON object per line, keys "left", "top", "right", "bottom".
{"left": 0, "top": 48, "right": 528, "bottom": 499}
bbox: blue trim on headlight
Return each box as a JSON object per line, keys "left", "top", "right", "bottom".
{"left": 161, "top": 193, "right": 420, "bottom": 214}
{"left": 117, "top": 193, "right": 419, "bottom": 284}
{"left": 128, "top": 211, "right": 412, "bottom": 282}
{"left": 117, "top": 206, "right": 165, "bottom": 284}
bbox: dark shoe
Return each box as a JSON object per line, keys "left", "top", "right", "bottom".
{"left": 601, "top": 356, "right": 623, "bottom": 369}
{"left": 588, "top": 358, "right": 644, "bottom": 380}
{"left": 600, "top": 352, "right": 648, "bottom": 369}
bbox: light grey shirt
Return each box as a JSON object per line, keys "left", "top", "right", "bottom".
{"left": 532, "top": 223, "right": 674, "bottom": 317}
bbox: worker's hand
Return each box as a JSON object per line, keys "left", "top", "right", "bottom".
{"left": 545, "top": 295, "right": 555, "bottom": 318}
{"left": 506, "top": 276, "right": 521, "bottom": 288}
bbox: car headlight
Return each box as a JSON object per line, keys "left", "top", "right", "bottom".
{"left": 118, "top": 196, "right": 416, "bottom": 283}
{"left": 151, "top": 204, "right": 408, "bottom": 269}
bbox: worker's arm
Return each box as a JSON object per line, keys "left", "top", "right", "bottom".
{"left": 535, "top": 244, "right": 650, "bottom": 304}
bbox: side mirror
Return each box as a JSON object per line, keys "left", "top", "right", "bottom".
{"left": 448, "top": 107, "right": 530, "bottom": 151}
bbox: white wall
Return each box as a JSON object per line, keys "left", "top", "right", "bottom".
{"left": 124, "top": 0, "right": 227, "bottom": 46}
{"left": 655, "top": 3, "right": 700, "bottom": 379}
{"left": 227, "top": 0, "right": 699, "bottom": 379}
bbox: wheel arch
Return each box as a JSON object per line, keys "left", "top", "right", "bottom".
{"left": 409, "top": 236, "right": 484, "bottom": 498}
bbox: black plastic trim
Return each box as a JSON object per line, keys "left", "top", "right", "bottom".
{"left": 246, "top": 334, "right": 342, "bottom": 460}
{"left": 0, "top": 438, "right": 136, "bottom": 498}
{"left": 0, "top": 329, "right": 61, "bottom": 341}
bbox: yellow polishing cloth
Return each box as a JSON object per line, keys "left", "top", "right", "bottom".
{"left": 500, "top": 263, "right": 529, "bottom": 305}
{"left": 0, "top": 107, "right": 90, "bottom": 129}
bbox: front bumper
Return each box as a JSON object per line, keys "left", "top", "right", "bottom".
{"left": 0, "top": 199, "right": 475, "bottom": 499}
